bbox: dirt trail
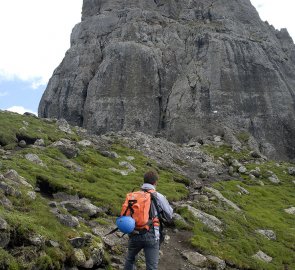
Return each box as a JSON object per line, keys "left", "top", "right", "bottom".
{"left": 159, "top": 229, "right": 196, "bottom": 270}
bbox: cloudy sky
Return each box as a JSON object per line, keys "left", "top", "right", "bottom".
{"left": 0, "top": 0, "right": 294, "bottom": 115}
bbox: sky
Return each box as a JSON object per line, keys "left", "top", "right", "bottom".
{"left": 0, "top": 0, "right": 294, "bottom": 115}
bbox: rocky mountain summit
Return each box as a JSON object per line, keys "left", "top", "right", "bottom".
{"left": 1, "top": 111, "right": 295, "bottom": 269}
{"left": 39, "top": 0, "right": 295, "bottom": 160}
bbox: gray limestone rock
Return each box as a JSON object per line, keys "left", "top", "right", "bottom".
{"left": 51, "top": 140, "right": 80, "bottom": 159}
{"left": 4, "top": 169, "right": 33, "bottom": 188}
{"left": 56, "top": 214, "right": 80, "bottom": 228}
{"left": 205, "top": 187, "right": 241, "bottom": 211}
{"left": 181, "top": 251, "right": 207, "bottom": 267}
{"left": 253, "top": 250, "right": 272, "bottom": 263}
{"left": 25, "top": 153, "right": 45, "bottom": 167}
{"left": 182, "top": 204, "right": 223, "bottom": 232}
{"left": 39, "top": 0, "right": 295, "bottom": 160}
{"left": 256, "top": 229, "right": 276, "bottom": 240}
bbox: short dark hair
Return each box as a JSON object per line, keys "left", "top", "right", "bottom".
{"left": 143, "top": 170, "right": 159, "bottom": 185}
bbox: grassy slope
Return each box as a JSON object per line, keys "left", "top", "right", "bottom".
{"left": 0, "top": 111, "right": 188, "bottom": 269}
{"left": 188, "top": 145, "right": 295, "bottom": 270}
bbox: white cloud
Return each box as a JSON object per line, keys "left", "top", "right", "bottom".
{"left": 6, "top": 106, "right": 37, "bottom": 116}
{"left": 0, "top": 0, "right": 83, "bottom": 84}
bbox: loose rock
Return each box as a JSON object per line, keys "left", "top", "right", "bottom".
{"left": 181, "top": 251, "right": 207, "bottom": 267}
{"left": 253, "top": 250, "right": 272, "bottom": 263}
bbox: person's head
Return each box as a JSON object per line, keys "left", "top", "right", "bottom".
{"left": 143, "top": 170, "right": 159, "bottom": 185}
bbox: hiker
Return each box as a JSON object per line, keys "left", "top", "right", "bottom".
{"left": 122, "top": 170, "right": 173, "bottom": 270}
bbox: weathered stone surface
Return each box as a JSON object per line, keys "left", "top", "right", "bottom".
{"left": 61, "top": 198, "right": 102, "bottom": 217}
{"left": 256, "top": 229, "right": 276, "bottom": 240}
{"left": 34, "top": 139, "right": 45, "bottom": 147}
{"left": 4, "top": 169, "right": 33, "bottom": 188}
{"left": 39, "top": 0, "right": 295, "bottom": 160}
{"left": 18, "top": 140, "right": 27, "bottom": 148}
{"left": 57, "top": 119, "right": 73, "bottom": 134}
{"left": 53, "top": 192, "right": 79, "bottom": 201}
{"left": 27, "top": 191, "right": 37, "bottom": 200}
{"left": 182, "top": 204, "right": 223, "bottom": 232}
{"left": 253, "top": 250, "right": 272, "bottom": 263}
{"left": 181, "top": 251, "right": 207, "bottom": 267}
{"left": 100, "top": 151, "right": 119, "bottom": 159}
{"left": 25, "top": 153, "right": 45, "bottom": 167}
{"left": 56, "top": 214, "right": 80, "bottom": 227}
{"left": 237, "top": 185, "right": 250, "bottom": 195}
{"left": 51, "top": 140, "right": 80, "bottom": 159}
{"left": 77, "top": 139, "right": 92, "bottom": 147}
{"left": 205, "top": 187, "right": 241, "bottom": 211}
{"left": 0, "top": 181, "right": 21, "bottom": 197}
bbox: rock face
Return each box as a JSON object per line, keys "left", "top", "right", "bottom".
{"left": 39, "top": 0, "right": 295, "bottom": 159}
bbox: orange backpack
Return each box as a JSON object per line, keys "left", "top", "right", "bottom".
{"left": 121, "top": 190, "right": 159, "bottom": 230}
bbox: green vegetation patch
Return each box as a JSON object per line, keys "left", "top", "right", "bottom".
{"left": 189, "top": 146, "right": 295, "bottom": 269}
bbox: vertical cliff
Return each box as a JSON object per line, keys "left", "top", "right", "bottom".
{"left": 39, "top": 0, "right": 295, "bottom": 159}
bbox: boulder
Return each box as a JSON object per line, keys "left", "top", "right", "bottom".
{"left": 182, "top": 204, "right": 223, "bottom": 233}
{"left": 181, "top": 251, "right": 207, "bottom": 267}
{"left": 205, "top": 187, "right": 241, "bottom": 211}
{"left": 25, "top": 153, "right": 45, "bottom": 167}
{"left": 0, "top": 181, "right": 21, "bottom": 197}
{"left": 4, "top": 169, "right": 33, "bottom": 188}
{"left": 61, "top": 198, "right": 102, "bottom": 217}
{"left": 56, "top": 214, "right": 80, "bottom": 227}
{"left": 27, "top": 191, "right": 37, "bottom": 200}
{"left": 51, "top": 140, "right": 80, "bottom": 159}
{"left": 57, "top": 119, "right": 73, "bottom": 134}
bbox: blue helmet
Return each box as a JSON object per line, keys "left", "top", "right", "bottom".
{"left": 116, "top": 216, "right": 135, "bottom": 234}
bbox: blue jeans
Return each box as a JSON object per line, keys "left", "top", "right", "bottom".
{"left": 124, "top": 231, "right": 160, "bottom": 270}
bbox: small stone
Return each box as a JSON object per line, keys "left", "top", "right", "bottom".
{"left": 256, "top": 229, "right": 276, "bottom": 240}
{"left": 56, "top": 214, "right": 80, "bottom": 227}
{"left": 238, "top": 166, "right": 247, "bottom": 174}
{"left": 34, "top": 139, "right": 45, "bottom": 147}
{"left": 284, "top": 207, "right": 295, "bottom": 215}
{"left": 288, "top": 167, "right": 295, "bottom": 176}
{"left": 191, "top": 180, "right": 203, "bottom": 189}
{"left": 27, "top": 191, "right": 36, "bottom": 200}
{"left": 77, "top": 140, "right": 92, "bottom": 147}
{"left": 73, "top": 249, "right": 87, "bottom": 266}
{"left": 126, "top": 156, "right": 135, "bottom": 161}
{"left": 18, "top": 140, "right": 27, "bottom": 148}
{"left": 268, "top": 175, "right": 280, "bottom": 184}
{"left": 253, "top": 250, "right": 272, "bottom": 263}
{"left": 237, "top": 185, "right": 250, "bottom": 195}
{"left": 249, "top": 174, "right": 256, "bottom": 181}
{"left": 100, "top": 151, "right": 119, "bottom": 158}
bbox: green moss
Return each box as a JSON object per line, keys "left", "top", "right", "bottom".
{"left": 236, "top": 131, "right": 250, "bottom": 143}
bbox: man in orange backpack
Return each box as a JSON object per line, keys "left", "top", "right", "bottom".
{"left": 122, "top": 170, "right": 173, "bottom": 270}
